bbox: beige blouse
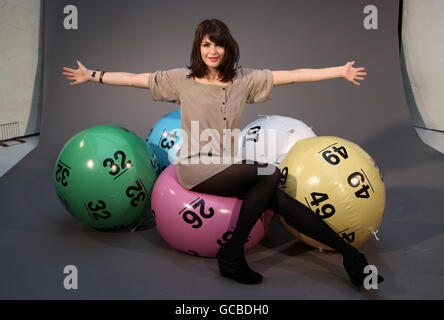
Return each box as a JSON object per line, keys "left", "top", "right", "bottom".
{"left": 148, "top": 67, "right": 274, "bottom": 190}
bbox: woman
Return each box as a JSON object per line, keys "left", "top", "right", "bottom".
{"left": 62, "top": 19, "right": 382, "bottom": 287}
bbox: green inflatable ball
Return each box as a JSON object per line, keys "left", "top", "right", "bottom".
{"left": 54, "top": 125, "right": 159, "bottom": 231}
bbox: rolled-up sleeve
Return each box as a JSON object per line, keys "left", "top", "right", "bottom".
{"left": 148, "top": 68, "right": 185, "bottom": 104}
{"left": 246, "top": 69, "right": 273, "bottom": 104}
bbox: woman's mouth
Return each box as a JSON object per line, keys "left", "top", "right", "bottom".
{"left": 208, "top": 57, "right": 219, "bottom": 61}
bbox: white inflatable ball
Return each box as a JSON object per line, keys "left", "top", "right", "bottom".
{"left": 238, "top": 115, "right": 316, "bottom": 165}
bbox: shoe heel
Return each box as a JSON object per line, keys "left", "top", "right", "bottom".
{"left": 216, "top": 247, "right": 263, "bottom": 285}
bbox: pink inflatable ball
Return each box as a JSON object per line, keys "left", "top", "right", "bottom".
{"left": 151, "top": 164, "right": 274, "bottom": 258}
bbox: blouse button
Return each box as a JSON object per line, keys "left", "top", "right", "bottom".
{"left": 222, "top": 102, "right": 225, "bottom": 105}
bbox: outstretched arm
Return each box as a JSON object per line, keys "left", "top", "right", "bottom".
{"left": 272, "top": 61, "right": 366, "bottom": 87}
{"left": 62, "top": 59, "right": 151, "bottom": 88}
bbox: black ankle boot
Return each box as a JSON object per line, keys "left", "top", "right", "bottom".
{"left": 216, "top": 246, "right": 263, "bottom": 285}
{"left": 343, "top": 252, "right": 384, "bottom": 287}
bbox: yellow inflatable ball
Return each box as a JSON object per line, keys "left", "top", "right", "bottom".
{"left": 279, "top": 136, "right": 385, "bottom": 251}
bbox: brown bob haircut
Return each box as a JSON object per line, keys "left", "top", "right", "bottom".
{"left": 187, "top": 19, "right": 240, "bottom": 82}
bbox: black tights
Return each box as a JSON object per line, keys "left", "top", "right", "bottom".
{"left": 191, "top": 160, "right": 359, "bottom": 259}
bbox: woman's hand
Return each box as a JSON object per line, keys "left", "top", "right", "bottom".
{"left": 62, "top": 59, "right": 91, "bottom": 86}
{"left": 342, "top": 61, "right": 367, "bottom": 86}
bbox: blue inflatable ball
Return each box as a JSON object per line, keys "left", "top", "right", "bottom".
{"left": 146, "top": 109, "right": 183, "bottom": 172}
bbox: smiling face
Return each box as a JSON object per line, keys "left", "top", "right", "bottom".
{"left": 200, "top": 34, "right": 225, "bottom": 71}
{"left": 189, "top": 19, "right": 239, "bottom": 82}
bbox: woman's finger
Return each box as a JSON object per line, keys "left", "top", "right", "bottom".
{"left": 357, "top": 72, "right": 367, "bottom": 76}
{"left": 63, "top": 66, "right": 75, "bottom": 72}
{"left": 62, "top": 72, "right": 73, "bottom": 76}
{"left": 355, "top": 76, "right": 364, "bottom": 80}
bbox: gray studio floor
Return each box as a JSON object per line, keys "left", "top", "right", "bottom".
{"left": 1, "top": 128, "right": 444, "bottom": 300}
{"left": 0, "top": 135, "right": 40, "bottom": 178}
